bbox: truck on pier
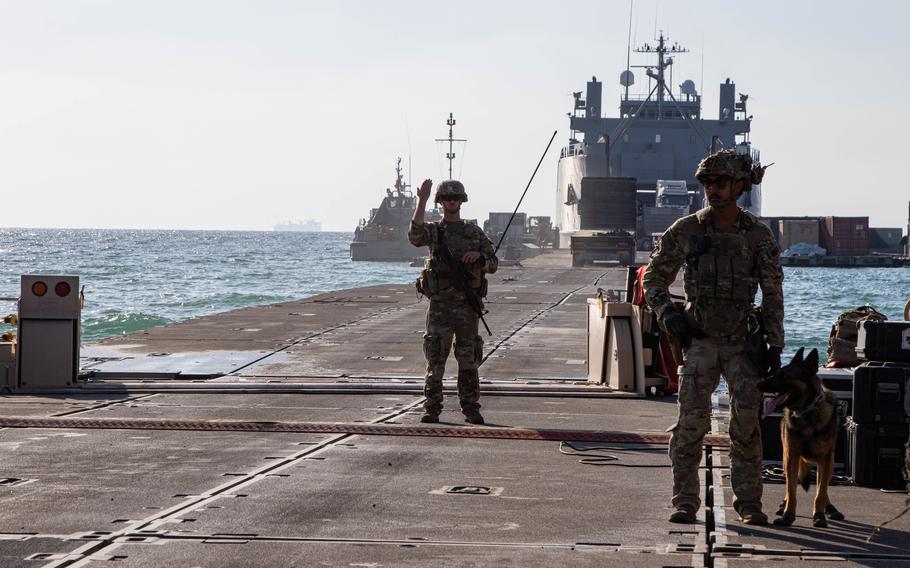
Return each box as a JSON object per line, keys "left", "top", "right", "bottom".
{"left": 568, "top": 177, "right": 637, "bottom": 266}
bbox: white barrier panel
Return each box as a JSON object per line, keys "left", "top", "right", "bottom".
{"left": 586, "top": 298, "right": 645, "bottom": 395}
{"left": 17, "top": 275, "right": 81, "bottom": 389}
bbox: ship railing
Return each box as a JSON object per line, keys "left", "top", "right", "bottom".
{"left": 560, "top": 143, "right": 585, "bottom": 159}
{"left": 623, "top": 93, "right": 699, "bottom": 103}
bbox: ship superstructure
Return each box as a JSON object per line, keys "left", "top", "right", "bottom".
{"left": 557, "top": 32, "right": 763, "bottom": 247}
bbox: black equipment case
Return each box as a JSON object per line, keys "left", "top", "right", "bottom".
{"left": 845, "top": 417, "right": 909, "bottom": 488}
{"left": 856, "top": 320, "right": 910, "bottom": 363}
{"left": 852, "top": 362, "right": 910, "bottom": 424}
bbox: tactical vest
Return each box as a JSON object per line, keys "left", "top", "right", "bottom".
{"left": 682, "top": 216, "right": 763, "bottom": 337}
{"left": 416, "top": 222, "right": 487, "bottom": 298}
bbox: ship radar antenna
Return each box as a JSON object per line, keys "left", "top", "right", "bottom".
{"left": 610, "top": 31, "right": 712, "bottom": 156}
{"left": 435, "top": 112, "right": 467, "bottom": 180}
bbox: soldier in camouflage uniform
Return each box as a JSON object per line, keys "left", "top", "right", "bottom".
{"left": 643, "top": 150, "right": 784, "bottom": 525}
{"left": 904, "top": 390, "right": 910, "bottom": 493}
{"left": 409, "top": 179, "right": 498, "bottom": 425}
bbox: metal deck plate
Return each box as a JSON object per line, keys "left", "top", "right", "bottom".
{"left": 81, "top": 346, "right": 281, "bottom": 378}
{"left": 2, "top": 256, "right": 907, "bottom": 567}
{"left": 88, "top": 539, "right": 704, "bottom": 567}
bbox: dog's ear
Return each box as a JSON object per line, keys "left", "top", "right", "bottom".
{"left": 803, "top": 348, "right": 819, "bottom": 374}
{"left": 791, "top": 347, "right": 805, "bottom": 366}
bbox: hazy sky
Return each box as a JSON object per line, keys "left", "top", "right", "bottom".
{"left": 1, "top": 0, "right": 908, "bottom": 231}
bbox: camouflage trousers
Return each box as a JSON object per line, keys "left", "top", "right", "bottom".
{"left": 422, "top": 293, "right": 483, "bottom": 415}
{"left": 669, "top": 335, "right": 763, "bottom": 513}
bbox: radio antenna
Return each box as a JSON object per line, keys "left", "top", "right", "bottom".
{"left": 405, "top": 114, "right": 412, "bottom": 188}
{"left": 625, "top": 0, "right": 634, "bottom": 101}
{"left": 492, "top": 130, "right": 558, "bottom": 258}
{"left": 435, "top": 113, "right": 466, "bottom": 180}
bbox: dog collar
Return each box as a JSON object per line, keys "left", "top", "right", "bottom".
{"left": 790, "top": 392, "right": 824, "bottom": 419}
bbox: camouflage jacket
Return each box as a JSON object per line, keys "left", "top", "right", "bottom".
{"left": 409, "top": 220, "right": 498, "bottom": 289}
{"left": 643, "top": 207, "right": 784, "bottom": 347}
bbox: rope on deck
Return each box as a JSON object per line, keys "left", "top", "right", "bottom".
{"left": 0, "top": 416, "right": 730, "bottom": 447}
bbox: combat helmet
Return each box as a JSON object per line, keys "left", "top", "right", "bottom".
{"left": 695, "top": 149, "right": 769, "bottom": 191}
{"left": 434, "top": 180, "right": 468, "bottom": 203}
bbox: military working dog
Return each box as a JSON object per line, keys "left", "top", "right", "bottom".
{"left": 758, "top": 347, "right": 845, "bottom": 527}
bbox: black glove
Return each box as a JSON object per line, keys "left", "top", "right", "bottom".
{"left": 767, "top": 346, "right": 782, "bottom": 374}
{"left": 661, "top": 310, "right": 693, "bottom": 349}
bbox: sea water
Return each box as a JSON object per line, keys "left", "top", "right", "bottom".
{"left": 1, "top": 228, "right": 908, "bottom": 360}
{"left": 0, "top": 229, "right": 418, "bottom": 344}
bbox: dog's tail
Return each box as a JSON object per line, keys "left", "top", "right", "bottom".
{"left": 798, "top": 459, "right": 812, "bottom": 492}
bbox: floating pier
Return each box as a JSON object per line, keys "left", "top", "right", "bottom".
{"left": 0, "top": 251, "right": 907, "bottom": 567}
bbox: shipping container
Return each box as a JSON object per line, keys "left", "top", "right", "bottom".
{"left": 760, "top": 217, "right": 781, "bottom": 243}
{"left": 819, "top": 217, "right": 869, "bottom": 256}
{"left": 641, "top": 205, "right": 686, "bottom": 235}
{"left": 869, "top": 227, "right": 903, "bottom": 253}
{"left": 578, "top": 177, "right": 637, "bottom": 231}
{"left": 779, "top": 219, "right": 819, "bottom": 250}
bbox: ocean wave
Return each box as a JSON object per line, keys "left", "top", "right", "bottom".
{"left": 177, "top": 292, "right": 292, "bottom": 310}
{"left": 81, "top": 311, "right": 174, "bottom": 343}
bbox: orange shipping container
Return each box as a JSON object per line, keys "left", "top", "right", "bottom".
{"left": 819, "top": 217, "right": 869, "bottom": 255}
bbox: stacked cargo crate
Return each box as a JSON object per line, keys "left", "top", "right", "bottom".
{"left": 846, "top": 321, "right": 910, "bottom": 488}
{"left": 819, "top": 216, "right": 869, "bottom": 257}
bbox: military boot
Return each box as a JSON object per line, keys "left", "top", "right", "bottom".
{"left": 463, "top": 411, "right": 485, "bottom": 425}
{"left": 668, "top": 505, "right": 697, "bottom": 524}
{"left": 738, "top": 505, "right": 768, "bottom": 525}
{"left": 419, "top": 411, "right": 439, "bottom": 424}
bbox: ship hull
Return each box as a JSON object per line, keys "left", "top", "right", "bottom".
{"left": 556, "top": 152, "right": 591, "bottom": 248}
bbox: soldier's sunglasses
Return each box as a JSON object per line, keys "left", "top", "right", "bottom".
{"left": 701, "top": 176, "right": 731, "bottom": 188}
{"left": 440, "top": 196, "right": 462, "bottom": 202}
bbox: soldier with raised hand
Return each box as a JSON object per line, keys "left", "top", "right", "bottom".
{"left": 410, "top": 179, "right": 498, "bottom": 425}
{"left": 643, "top": 150, "right": 783, "bottom": 525}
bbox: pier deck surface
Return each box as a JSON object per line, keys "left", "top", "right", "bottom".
{"left": 1, "top": 251, "right": 908, "bottom": 567}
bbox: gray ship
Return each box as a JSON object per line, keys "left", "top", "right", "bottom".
{"left": 273, "top": 219, "right": 322, "bottom": 232}
{"left": 351, "top": 114, "right": 465, "bottom": 262}
{"left": 350, "top": 158, "right": 438, "bottom": 262}
{"left": 557, "top": 32, "right": 763, "bottom": 249}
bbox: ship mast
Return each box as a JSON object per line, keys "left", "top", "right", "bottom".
{"left": 610, "top": 31, "right": 710, "bottom": 150}
{"left": 435, "top": 113, "right": 466, "bottom": 180}
{"left": 633, "top": 31, "right": 689, "bottom": 119}
{"left": 393, "top": 157, "right": 410, "bottom": 195}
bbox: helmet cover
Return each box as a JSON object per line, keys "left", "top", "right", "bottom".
{"left": 695, "top": 149, "right": 769, "bottom": 190}
{"left": 434, "top": 180, "right": 468, "bottom": 203}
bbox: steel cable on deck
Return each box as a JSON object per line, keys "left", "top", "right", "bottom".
{"left": 558, "top": 440, "right": 671, "bottom": 467}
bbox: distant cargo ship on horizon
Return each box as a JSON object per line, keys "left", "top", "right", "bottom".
{"left": 273, "top": 219, "right": 322, "bottom": 232}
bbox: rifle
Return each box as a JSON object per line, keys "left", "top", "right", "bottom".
{"left": 435, "top": 226, "right": 492, "bottom": 336}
